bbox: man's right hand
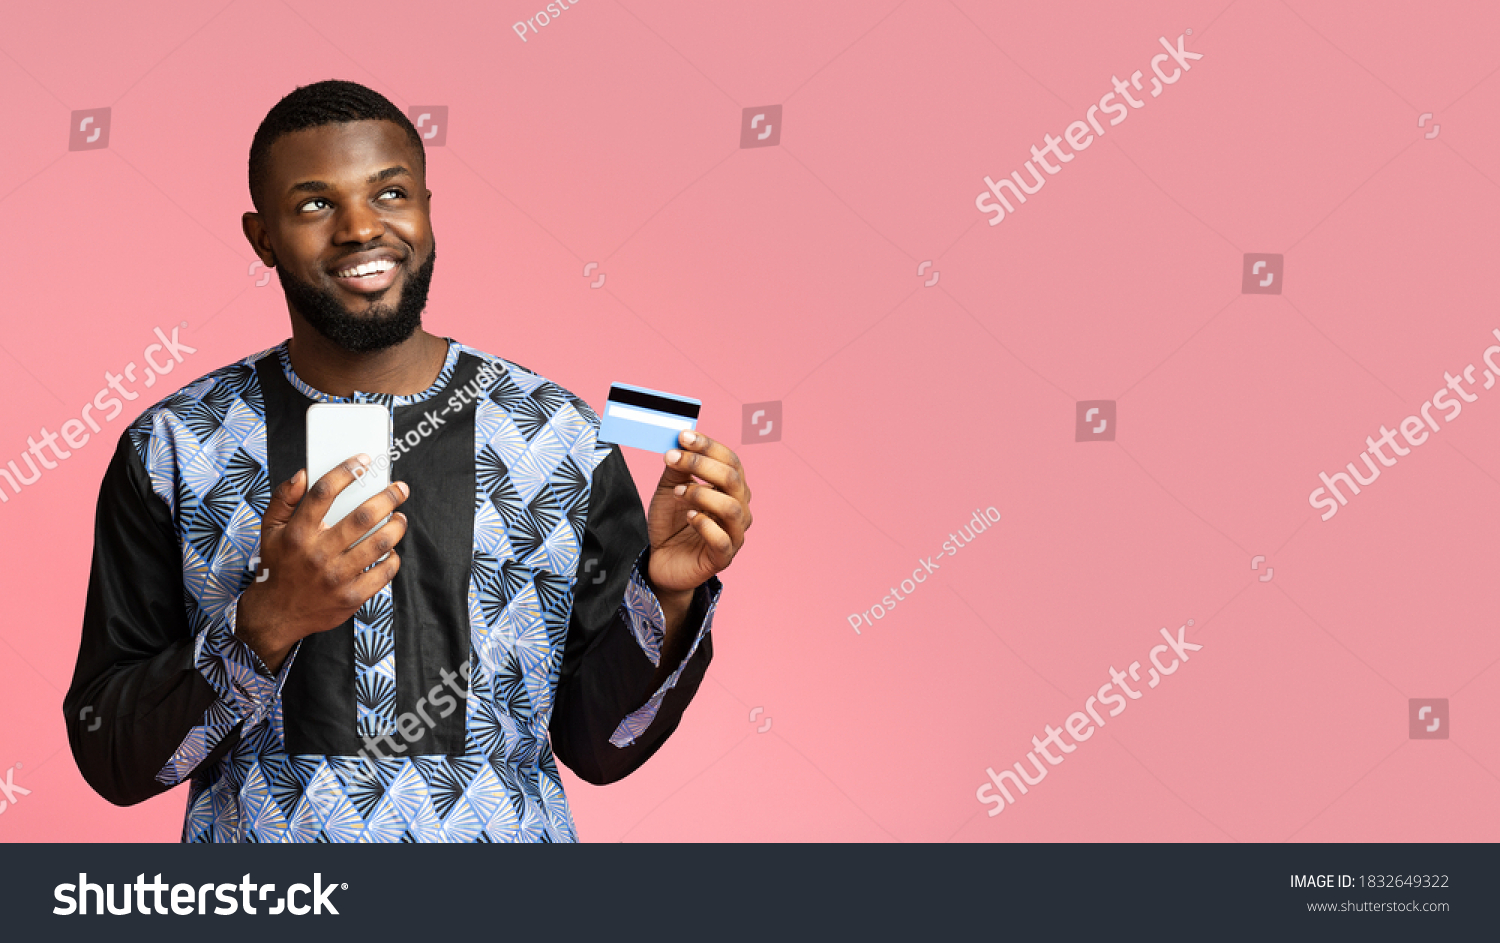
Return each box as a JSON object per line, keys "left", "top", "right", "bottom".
{"left": 235, "top": 453, "right": 410, "bottom": 673}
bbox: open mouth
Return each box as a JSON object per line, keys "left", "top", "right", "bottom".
{"left": 331, "top": 259, "right": 400, "bottom": 292}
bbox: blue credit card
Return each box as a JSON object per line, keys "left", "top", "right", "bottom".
{"left": 597, "top": 382, "right": 701, "bottom": 453}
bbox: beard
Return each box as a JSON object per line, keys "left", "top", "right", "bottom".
{"left": 277, "top": 235, "right": 437, "bottom": 353}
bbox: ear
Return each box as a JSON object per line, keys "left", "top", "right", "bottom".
{"left": 241, "top": 212, "right": 277, "bottom": 267}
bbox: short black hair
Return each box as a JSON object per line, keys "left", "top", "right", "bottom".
{"left": 248, "top": 79, "right": 425, "bottom": 214}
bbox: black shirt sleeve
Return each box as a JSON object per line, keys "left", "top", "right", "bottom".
{"left": 549, "top": 444, "right": 718, "bottom": 785}
{"left": 61, "top": 431, "right": 233, "bottom": 806}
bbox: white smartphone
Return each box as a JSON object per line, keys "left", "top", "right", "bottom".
{"left": 306, "top": 403, "right": 393, "bottom": 550}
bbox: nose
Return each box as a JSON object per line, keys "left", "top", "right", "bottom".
{"left": 334, "top": 198, "right": 387, "bottom": 247}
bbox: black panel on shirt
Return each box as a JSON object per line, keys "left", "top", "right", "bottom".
{"left": 386, "top": 353, "right": 480, "bottom": 755}
{"left": 257, "top": 355, "right": 356, "bottom": 754}
{"left": 256, "top": 351, "right": 480, "bottom": 756}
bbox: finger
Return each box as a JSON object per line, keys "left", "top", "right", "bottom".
{"left": 673, "top": 484, "right": 749, "bottom": 545}
{"left": 333, "top": 480, "right": 411, "bottom": 549}
{"left": 685, "top": 509, "right": 736, "bottom": 567}
{"left": 340, "top": 511, "right": 410, "bottom": 580}
{"left": 337, "top": 551, "right": 402, "bottom": 618}
{"left": 663, "top": 448, "right": 746, "bottom": 499}
{"left": 263, "top": 469, "right": 308, "bottom": 530}
{"left": 295, "top": 454, "right": 373, "bottom": 531}
{"left": 675, "top": 430, "right": 749, "bottom": 498}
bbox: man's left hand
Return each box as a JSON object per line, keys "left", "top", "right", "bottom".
{"left": 646, "top": 430, "right": 752, "bottom": 597}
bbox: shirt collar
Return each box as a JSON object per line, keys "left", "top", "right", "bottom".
{"left": 275, "top": 337, "right": 460, "bottom": 408}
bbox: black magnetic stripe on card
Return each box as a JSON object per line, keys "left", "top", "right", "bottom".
{"left": 607, "top": 386, "right": 701, "bottom": 419}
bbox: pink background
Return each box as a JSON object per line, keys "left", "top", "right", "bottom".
{"left": 3, "top": 0, "right": 1500, "bottom": 842}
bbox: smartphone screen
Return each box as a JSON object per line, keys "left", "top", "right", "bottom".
{"left": 306, "top": 403, "right": 393, "bottom": 535}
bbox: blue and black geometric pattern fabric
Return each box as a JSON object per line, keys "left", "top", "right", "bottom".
{"left": 119, "top": 339, "right": 720, "bottom": 842}
{"left": 352, "top": 591, "right": 397, "bottom": 740}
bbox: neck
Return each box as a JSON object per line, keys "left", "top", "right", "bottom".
{"left": 286, "top": 321, "right": 448, "bottom": 398}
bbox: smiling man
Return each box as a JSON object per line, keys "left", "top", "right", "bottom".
{"left": 62, "top": 79, "right": 752, "bottom": 842}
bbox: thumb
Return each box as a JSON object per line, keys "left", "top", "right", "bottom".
{"left": 263, "top": 469, "right": 307, "bottom": 530}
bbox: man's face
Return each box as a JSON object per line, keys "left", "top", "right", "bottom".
{"left": 249, "top": 120, "right": 436, "bottom": 353}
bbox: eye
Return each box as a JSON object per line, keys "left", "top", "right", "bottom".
{"left": 298, "top": 188, "right": 406, "bottom": 213}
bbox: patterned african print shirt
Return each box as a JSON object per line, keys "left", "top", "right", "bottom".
{"left": 64, "top": 338, "right": 721, "bottom": 842}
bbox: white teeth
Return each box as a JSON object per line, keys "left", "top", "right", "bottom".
{"left": 336, "top": 259, "right": 396, "bottom": 278}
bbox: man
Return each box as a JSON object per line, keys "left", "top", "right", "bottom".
{"left": 62, "top": 79, "right": 753, "bottom": 842}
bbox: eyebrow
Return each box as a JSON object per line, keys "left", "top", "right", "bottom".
{"left": 287, "top": 165, "right": 412, "bottom": 197}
